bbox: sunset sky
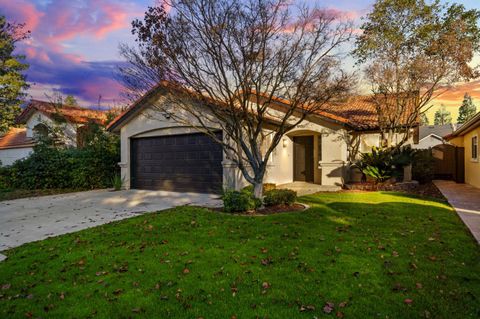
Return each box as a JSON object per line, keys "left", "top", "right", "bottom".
{"left": 2, "top": 0, "right": 480, "bottom": 122}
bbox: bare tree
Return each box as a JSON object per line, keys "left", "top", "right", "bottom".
{"left": 120, "top": 0, "right": 354, "bottom": 198}
{"left": 354, "top": 0, "right": 480, "bottom": 147}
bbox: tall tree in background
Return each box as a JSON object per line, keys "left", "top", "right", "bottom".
{"left": 354, "top": 0, "right": 480, "bottom": 146}
{"left": 420, "top": 113, "right": 429, "bottom": 125}
{"left": 120, "top": 0, "right": 354, "bottom": 198}
{"left": 64, "top": 95, "right": 79, "bottom": 106}
{"left": 457, "top": 93, "right": 477, "bottom": 124}
{"left": 434, "top": 105, "right": 452, "bottom": 125}
{"left": 0, "top": 15, "right": 30, "bottom": 132}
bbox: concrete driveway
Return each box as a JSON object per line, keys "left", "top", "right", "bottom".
{"left": 0, "top": 189, "right": 221, "bottom": 252}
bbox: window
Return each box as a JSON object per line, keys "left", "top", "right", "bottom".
{"left": 472, "top": 136, "right": 478, "bottom": 161}
{"left": 33, "top": 123, "right": 49, "bottom": 140}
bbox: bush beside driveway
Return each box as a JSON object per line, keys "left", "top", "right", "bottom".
{"left": 0, "top": 192, "right": 478, "bottom": 318}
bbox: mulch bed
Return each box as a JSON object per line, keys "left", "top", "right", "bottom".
{"left": 344, "top": 182, "right": 446, "bottom": 200}
{"left": 397, "top": 181, "right": 446, "bottom": 200}
{"left": 208, "top": 203, "right": 306, "bottom": 215}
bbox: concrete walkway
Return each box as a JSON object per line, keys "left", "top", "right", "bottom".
{"left": 0, "top": 189, "right": 221, "bottom": 253}
{"left": 434, "top": 180, "right": 480, "bottom": 244}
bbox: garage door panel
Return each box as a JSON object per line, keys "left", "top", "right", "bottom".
{"left": 131, "top": 132, "right": 223, "bottom": 193}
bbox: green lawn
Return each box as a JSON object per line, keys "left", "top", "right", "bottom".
{"left": 0, "top": 192, "right": 479, "bottom": 318}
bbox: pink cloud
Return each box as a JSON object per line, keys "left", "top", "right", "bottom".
{"left": 0, "top": 0, "right": 43, "bottom": 31}
{"left": 0, "top": 0, "right": 144, "bottom": 105}
{"left": 434, "top": 80, "right": 480, "bottom": 105}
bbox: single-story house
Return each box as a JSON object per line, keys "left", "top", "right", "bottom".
{"left": 0, "top": 100, "right": 107, "bottom": 166}
{"left": 446, "top": 112, "right": 480, "bottom": 188}
{"left": 412, "top": 124, "right": 456, "bottom": 149}
{"left": 107, "top": 83, "right": 418, "bottom": 193}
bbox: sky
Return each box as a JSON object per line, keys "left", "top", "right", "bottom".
{"left": 2, "top": 0, "right": 480, "bottom": 121}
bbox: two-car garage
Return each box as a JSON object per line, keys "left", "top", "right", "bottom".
{"left": 130, "top": 132, "right": 223, "bottom": 194}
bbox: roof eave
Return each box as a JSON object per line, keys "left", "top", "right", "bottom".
{"left": 448, "top": 112, "right": 480, "bottom": 138}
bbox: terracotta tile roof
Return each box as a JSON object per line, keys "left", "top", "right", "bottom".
{"left": 17, "top": 100, "right": 108, "bottom": 125}
{"left": 0, "top": 127, "right": 35, "bottom": 150}
{"left": 107, "top": 81, "right": 418, "bottom": 132}
{"left": 317, "top": 96, "right": 379, "bottom": 130}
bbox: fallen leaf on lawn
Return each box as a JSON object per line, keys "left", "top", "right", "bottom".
{"left": 392, "top": 251, "right": 399, "bottom": 257}
{"left": 1, "top": 284, "right": 11, "bottom": 290}
{"left": 416, "top": 283, "right": 423, "bottom": 289}
{"left": 404, "top": 298, "right": 413, "bottom": 305}
{"left": 392, "top": 283, "right": 407, "bottom": 292}
{"left": 113, "top": 289, "right": 123, "bottom": 296}
{"left": 261, "top": 258, "right": 272, "bottom": 266}
{"left": 262, "top": 282, "right": 271, "bottom": 289}
{"left": 59, "top": 292, "right": 65, "bottom": 300}
{"left": 299, "top": 304, "right": 315, "bottom": 312}
{"left": 260, "top": 248, "right": 268, "bottom": 254}
{"left": 183, "top": 268, "right": 190, "bottom": 274}
{"left": 428, "top": 256, "right": 437, "bottom": 261}
{"left": 25, "top": 311, "right": 33, "bottom": 318}
{"left": 338, "top": 301, "right": 347, "bottom": 308}
{"left": 132, "top": 308, "right": 143, "bottom": 313}
{"left": 323, "top": 302, "right": 335, "bottom": 313}
{"left": 336, "top": 311, "right": 345, "bottom": 318}
{"left": 78, "top": 259, "right": 85, "bottom": 266}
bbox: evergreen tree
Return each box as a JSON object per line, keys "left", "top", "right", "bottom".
{"left": 64, "top": 95, "right": 78, "bottom": 106}
{"left": 0, "top": 15, "right": 29, "bottom": 132}
{"left": 420, "top": 113, "right": 429, "bottom": 125}
{"left": 457, "top": 93, "right": 477, "bottom": 124}
{"left": 434, "top": 105, "right": 452, "bottom": 125}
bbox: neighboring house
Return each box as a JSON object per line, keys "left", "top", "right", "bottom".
{"left": 412, "top": 124, "right": 456, "bottom": 149}
{"left": 107, "top": 83, "right": 418, "bottom": 193}
{"left": 0, "top": 128, "right": 36, "bottom": 166}
{"left": 0, "top": 100, "right": 107, "bottom": 166}
{"left": 446, "top": 112, "right": 480, "bottom": 188}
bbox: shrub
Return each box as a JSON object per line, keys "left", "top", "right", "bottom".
{"left": 263, "top": 189, "right": 297, "bottom": 206}
{"left": 355, "top": 146, "right": 414, "bottom": 183}
{"left": 412, "top": 149, "right": 435, "bottom": 184}
{"left": 0, "top": 125, "right": 120, "bottom": 190}
{"left": 222, "top": 189, "right": 261, "bottom": 213}
{"left": 362, "top": 165, "right": 392, "bottom": 183}
{"left": 111, "top": 174, "right": 124, "bottom": 191}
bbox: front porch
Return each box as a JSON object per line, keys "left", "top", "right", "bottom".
{"left": 277, "top": 181, "right": 341, "bottom": 196}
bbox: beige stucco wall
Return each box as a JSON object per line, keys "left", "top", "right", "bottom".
{"left": 118, "top": 95, "right": 350, "bottom": 190}
{"left": 450, "top": 128, "right": 480, "bottom": 188}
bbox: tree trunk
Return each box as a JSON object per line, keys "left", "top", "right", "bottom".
{"left": 253, "top": 181, "right": 263, "bottom": 199}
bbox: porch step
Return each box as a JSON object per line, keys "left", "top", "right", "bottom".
{"left": 277, "top": 182, "right": 341, "bottom": 196}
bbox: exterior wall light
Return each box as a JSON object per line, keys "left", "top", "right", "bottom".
{"left": 283, "top": 138, "right": 288, "bottom": 148}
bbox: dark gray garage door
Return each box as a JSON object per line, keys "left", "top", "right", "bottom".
{"left": 131, "top": 132, "right": 223, "bottom": 193}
